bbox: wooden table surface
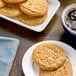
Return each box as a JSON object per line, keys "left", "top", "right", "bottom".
{"left": 0, "top": 0, "right": 76, "bottom": 76}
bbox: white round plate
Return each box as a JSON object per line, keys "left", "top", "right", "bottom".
{"left": 22, "top": 40, "right": 76, "bottom": 76}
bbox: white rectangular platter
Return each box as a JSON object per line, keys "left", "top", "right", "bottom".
{"left": 0, "top": 0, "right": 60, "bottom": 32}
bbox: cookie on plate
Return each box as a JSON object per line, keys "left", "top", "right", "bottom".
{"left": 40, "top": 60, "right": 73, "bottom": 76}
{"left": 0, "top": 0, "right": 5, "bottom": 8}
{"left": 17, "top": 13, "right": 47, "bottom": 26}
{"left": 20, "top": 0, "right": 48, "bottom": 17}
{"left": 3, "top": 0, "right": 26, "bottom": 3}
{"left": 32, "top": 43, "right": 66, "bottom": 71}
{"left": 0, "top": 4, "right": 22, "bottom": 17}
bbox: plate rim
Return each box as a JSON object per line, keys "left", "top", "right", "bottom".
{"left": 22, "top": 40, "right": 76, "bottom": 76}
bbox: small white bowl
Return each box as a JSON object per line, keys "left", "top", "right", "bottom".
{"left": 62, "top": 3, "right": 76, "bottom": 38}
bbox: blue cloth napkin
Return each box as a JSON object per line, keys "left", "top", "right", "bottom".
{"left": 0, "top": 37, "right": 19, "bottom": 76}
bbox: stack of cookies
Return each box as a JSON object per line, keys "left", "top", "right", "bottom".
{"left": 32, "top": 43, "right": 73, "bottom": 76}
{"left": 0, "top": 0, "right": 48, "bottom": 26}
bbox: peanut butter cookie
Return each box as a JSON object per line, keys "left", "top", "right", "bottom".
{"left": 40, "top": 60, "right": 73, "bottom": 76}
{"left": 17, "top": 13, "right": 47, "bottom": 26}
{"left": 0, "top": 4, "right": 22, "bottom": 17}
{"left": 20, "top": 0, "right": 48, "bottom": 16}
{"left": 32, "top": 43, "right": 66, "bottom": 71}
